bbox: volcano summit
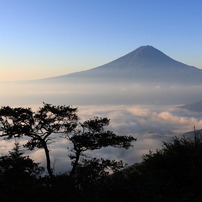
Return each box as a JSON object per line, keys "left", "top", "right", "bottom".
{"left": 44, "top": 46, "right": 202, "bottom": 85}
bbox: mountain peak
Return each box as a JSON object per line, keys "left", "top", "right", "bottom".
{"left": 105, "top": 45, "right": 176, "bottom": 68}
{"left": 129, "top": 45, "right": 159, "bottom": 53}
{"left": 136, "top": 45, "right": 154, "bottom": 49}
{"left": 44, "top": 45, "right": 202, "bottom": 85}
{"left": 122, "top": 45, "right": 173, "bottom": 67}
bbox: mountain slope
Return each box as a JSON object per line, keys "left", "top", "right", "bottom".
{"left": 179, "top": 100, "right": 202, "bottom": 112}
{"left": 43, "top": 46, "right": 202, "bottom": 84}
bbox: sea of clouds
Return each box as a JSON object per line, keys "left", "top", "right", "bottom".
{"left": 1, "top": 104, "right": 201, "bottom": 174}
{"left": 1, "top": 82, "right": 202, "bottom": 174}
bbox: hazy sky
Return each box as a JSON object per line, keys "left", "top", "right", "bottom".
{"left": 1, "top": 0, "right": 202, "bottom": 81}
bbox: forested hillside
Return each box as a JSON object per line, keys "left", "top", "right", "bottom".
{"left": 0, "top": 104, "right": 201, "bottom": 201}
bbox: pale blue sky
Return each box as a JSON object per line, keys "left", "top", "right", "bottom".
{"left": 0, "top": 0, "right": 202, "bottom": 81}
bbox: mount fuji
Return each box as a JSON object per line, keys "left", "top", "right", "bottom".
{"left": 43, "top": 45, "right": 202, "bottom": 85}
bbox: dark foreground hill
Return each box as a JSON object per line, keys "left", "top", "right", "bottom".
{"left": 42, "top": 45, "right": 202, "bottom": 85}
{"left": 1, "top": 133, "right": 202, "bottom": 202}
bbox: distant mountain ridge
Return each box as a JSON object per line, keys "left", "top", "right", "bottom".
{"left": 179, "top": 100, "right": 202, "bottom": 112}
{"left": 42, "top": 46, "right": 202, "bottom": 84}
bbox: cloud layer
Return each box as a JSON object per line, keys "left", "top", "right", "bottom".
{"left": 1, "top": 104, "right": 201, "bottom": 174}
{"left": 1, "top": 81, "right": 202, "bottom": 174}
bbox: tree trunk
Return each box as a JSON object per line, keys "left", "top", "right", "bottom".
{"left": 43, "top": 141, "right": 53, "bottom": 179}
{"left": 70, "top": 151, "right": 81, "bottom": 178}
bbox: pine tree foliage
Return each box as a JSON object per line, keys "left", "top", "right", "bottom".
{"left": 0, "top": 141, "right": 44, "bottom": 186}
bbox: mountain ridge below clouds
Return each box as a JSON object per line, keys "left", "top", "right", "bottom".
{"left": 40, "top": 45, "right": 202, "bottom": 85}
{"left": 179, "top": 100, "right": 202, "bottom": 112}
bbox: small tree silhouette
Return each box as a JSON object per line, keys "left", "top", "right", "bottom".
{"left": 0, "top": 141, "right": 44, "bottom": 186}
